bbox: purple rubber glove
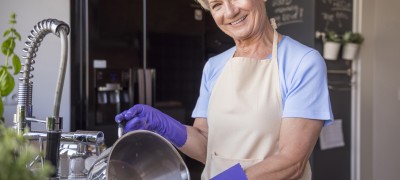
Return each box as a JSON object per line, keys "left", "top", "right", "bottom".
{"left": 211, "top": 163, "right": 248, "bottom": 180}
{"left": 115, "top": 104, "right": 187, "bottom": 147}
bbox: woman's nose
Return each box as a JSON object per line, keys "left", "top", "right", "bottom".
{"left": 224, "top": 1, "right": 239, "bottom": 19}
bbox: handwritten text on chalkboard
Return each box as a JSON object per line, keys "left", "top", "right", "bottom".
{"left": 270, "top": 0, "right": 304, "bottom": 27}
{"left": 320, "top": 0, "right": 352, "bottom": 30}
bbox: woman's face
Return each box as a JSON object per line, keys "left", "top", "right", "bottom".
{"left": 208, "top": 0, "right": 267, "bottom": 41}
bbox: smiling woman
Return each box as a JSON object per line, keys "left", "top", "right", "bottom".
{"left": 115, "top": 0, "right": 333, "bottom": 179}
{"left": 207, "top": 0, "right": 274, "bottom": 58}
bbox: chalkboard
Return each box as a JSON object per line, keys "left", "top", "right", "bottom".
{"left": 267, "top": 1, "right": 354, "bottom": 180}
{"left": 266, "top": 0, "right": 315, "bottom": 47}
{"left": 314, "top": 1, "right": 353, "bottom": 180}
{"left": 314, "top": 0, "right": 353, "bottom": 65}
{"left": 316, "top": 0, "right": 353, "bottom": 34}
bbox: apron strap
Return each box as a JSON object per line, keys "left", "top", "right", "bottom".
{"left": 271, "top": 18, "right": 278, "bottom": 62}
{"left": 270, "top": 18, "right": 278, "bottom": 30}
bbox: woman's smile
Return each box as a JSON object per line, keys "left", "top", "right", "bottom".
{"left": 210, "top": 0, "right": 270, "bottom": 41}
{"left": 229, "top": 15, "right": 247, "bottom": 25}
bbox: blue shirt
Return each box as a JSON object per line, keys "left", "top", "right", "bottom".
{"left": 192, "top": 36, "right": 333, "bottom": 125}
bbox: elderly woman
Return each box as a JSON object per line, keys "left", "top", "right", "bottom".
{"left": 115, "top": 0, "right": 333, "bottom": 179}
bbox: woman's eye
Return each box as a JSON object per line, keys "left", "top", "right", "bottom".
{"left": 211, "top": 3, "right": 221, "bottom": 9}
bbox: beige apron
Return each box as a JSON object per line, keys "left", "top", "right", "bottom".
{"left": 202, "top": 27, "right": 311, "bottom": 179}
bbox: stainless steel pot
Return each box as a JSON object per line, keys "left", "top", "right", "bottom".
{"left": 87, "top": 130, "right": 190, "bottom": 180}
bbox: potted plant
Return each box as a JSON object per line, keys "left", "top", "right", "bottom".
{"left": 0, "top": 12, "right": 22, "bottom": 122}
{"left": 323, "top": 31, "right": 342, "bottom": 60}
{"left": 342, "top": 31, "right": 364, "bottom": 60}
{"left": 0, "top": 123, "right": 53, "bottom": 179}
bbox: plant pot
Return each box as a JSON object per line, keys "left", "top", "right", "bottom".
{"left": 323, "top": 41, "right": 341, "bottom": 60}
{"left": 342, "top": 43, "right": 360, "bottom": 60}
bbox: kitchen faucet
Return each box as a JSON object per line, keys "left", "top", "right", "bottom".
{"left": 13, "top": 19, "right": 104, "bottom": 178}
{"left": 13, "top": 19, "right": 69, "bottom": 177}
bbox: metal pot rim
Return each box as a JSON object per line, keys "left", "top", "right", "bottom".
{"left": 105, "top": 130, "right": 190, "bottom": 179}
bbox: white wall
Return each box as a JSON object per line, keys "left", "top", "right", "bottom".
{"left": 0, "top": 0, "right": 71, "bottom": 131}
{"left": 359, "top": 0, "right": 400, "bottom": 179}
{"left": 372, "top": 0, "right": 400, "bottom": 179}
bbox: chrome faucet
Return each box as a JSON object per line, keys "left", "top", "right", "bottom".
{"left": 13, "top": 19, "right": 69, "bottom": 178}
{"left": 14, "top": 18, "right": 70, "bottom": 177}
{"left": 14, "top": 19, "right": 69, "bottom": 134}
{"left": 14, "top": 19, "right": 83, "bottom": 177}
{"left": 14, "top": 18, "right": 105, "bottom": 179}
{"left": 25, "top": 130, "right": 105, "bottom": 178}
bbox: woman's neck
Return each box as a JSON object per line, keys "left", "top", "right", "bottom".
{"left": 233, "top": 24, "right": 279, "bottom": 60}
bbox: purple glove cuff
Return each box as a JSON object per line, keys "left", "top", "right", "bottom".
{"left": 166, "top": 122, "right": 187, "bottom": 147}
{"left": 211, "top": 163, "right": 248, "bottom": 180}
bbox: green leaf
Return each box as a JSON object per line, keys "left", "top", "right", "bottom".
{"left": 1, "top": 38, "right": 12, "bottom": 55}
{"left": 1, "top": 37, "right": 15, "bottom": 56}
{"left": 0, "top": 123, "right": 54, "bottom": 179}
{"left": 0, "top": 68, "right": 15, "bottom": 97}
{"left": 12, "top": 54, "right": 21, "bottom": 75}
{"left": 9, "top": 20, "right": 16, "bottom": 25}
{"left": 10, "top": 12, "right": 16, "bottom": 20}
{"left": 0, "top": 96, "right": 3, "bottom": 119}
{"left": 9, "top": 28, "right": 21, "bottom": 40}
{"left": 3, "top": 29, "right": 11, "bottom": 38}
{"left": 14, "top": 31, "right": 21, "bottom": 41}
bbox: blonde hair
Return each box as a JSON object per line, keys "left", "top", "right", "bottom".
{"left": 196, "top": 0, "right": 268, "bottom": 11}
{"left": 196, "top": 0, "right": 210, "bottom": 10}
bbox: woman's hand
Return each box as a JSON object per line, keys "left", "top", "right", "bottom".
{"left": 115, "top": 104, "right": 187, "bottom": 147}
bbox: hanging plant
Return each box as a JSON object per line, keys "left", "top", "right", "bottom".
{"left": 325, "top": 31, "right": 342, "bottom": 43}
{"left": 323, "top": 31, "right": 342, "bottom": 60}
{"left": 343, "top": 31, "right": 364, "bottom": 44}
{"left": 342, "top": 31, "right": 364, "bottom": 60}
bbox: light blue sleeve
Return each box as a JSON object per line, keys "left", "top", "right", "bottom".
{"left": 281, "top": 50, "right": 334, "bottom": 125}
{"left": 191, "top": 61, "right": 212, "bottom": 118}
{"left": 191, "top": 47, "right": 235, "bottom": 118}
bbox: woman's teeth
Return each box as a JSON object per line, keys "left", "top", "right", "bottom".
{"left": 231, "top": 16, "right": 247, "bottom": 25}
